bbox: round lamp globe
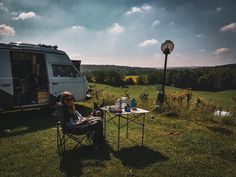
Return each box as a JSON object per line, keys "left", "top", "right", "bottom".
{"left": 161, "top": 40, "right": 174, "bottom": 54}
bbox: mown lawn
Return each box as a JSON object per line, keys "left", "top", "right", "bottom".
{"left": 0, "top": 84, "right": 236, "bottom": 177}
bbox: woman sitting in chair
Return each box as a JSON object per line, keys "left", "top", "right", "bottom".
{"left": 58, "top": 91, "right": 104, "bottom": 146}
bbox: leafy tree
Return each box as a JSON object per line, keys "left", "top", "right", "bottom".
{"left": 147, "top": 72, "right": 158, "bottom": 84}
{"left": 136, "top": 75, "right": 146, "bottom": 85}
{"left": 125, "top": 78, "right": 135, "bottom": 85}
{"left": 197, "top": 76, "right": 211, "bottom": 90}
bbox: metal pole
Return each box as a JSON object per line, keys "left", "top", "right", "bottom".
{"left": 118, "top": 115, "right": 120, "bottom": 151}
{"left": 126, "top": 115, "right": 129, "bottom": 138}
{"left": 162, "top": 53, "right": 168, "bottom": 102}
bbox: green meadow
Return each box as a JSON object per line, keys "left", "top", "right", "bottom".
{"left": 0, "top": 84, "right": 236, "bottom": 177}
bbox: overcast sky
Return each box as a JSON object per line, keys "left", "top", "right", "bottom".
{"left": 0, "top": 0, "right": 236, "bottom": 67}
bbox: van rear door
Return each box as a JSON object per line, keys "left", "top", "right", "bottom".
{"left": 0, "top": 49, "right": 14, "bottom": 108}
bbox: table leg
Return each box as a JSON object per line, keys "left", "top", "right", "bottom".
{"left": 141, "top": 114, "right": 145, "bottom": 146}
{"left": 118, "top": 115, "right": 121, "bottom": 151}
{"left": 126, "top": 114, "right": 129, "bottom": 138}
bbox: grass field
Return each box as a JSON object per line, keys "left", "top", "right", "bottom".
{"left": 0, "top": 84, "right": 236, "bottom": 177}
{"left": 93, "top": 84, "right": 236, "bottom": 109}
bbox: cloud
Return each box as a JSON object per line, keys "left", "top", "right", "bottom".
{"left": 140, "top": 39, "right": 158, "bottom": 47}
{"left": 213, "top": 48, "right": 231, "bottom": 55}
{"left": 0, "top": 2, "right": 8, "bottom": 12}
{"left": 12, "top": 11, "right": 40, "bottom": 20}
{"left": 220, "top": 22, "right": 236, "bottom": 32}
{"left": 152, "top": 20, "right": 160, "bottom": 28}
{"left": 0, "top": 24, "right": 15, "bottom": 36}
{"left": 196, "top": 34, "right": 202, "bottom": 38}
{"left": 126, "top": 7, "right": 142, "bottom": 15}
{"left": 142, "top": 4, "right": 152, "bottom": 11}
{"left": 126, "top": 4, "right": 152, "bottom": 15}
{"left": 69, "top": 53, "right": 83, "bottom": 60}
{"left": 107, "top": 23, "right": 125, "bottom": 33}
{"left": 216, "top": 7, "right": 223, "bottom": 12}
{"left": 68, "top": 25, "right": 86, "bottom": 32}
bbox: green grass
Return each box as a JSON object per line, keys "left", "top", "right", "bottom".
{"left": 93, "top": 84, "right": 236, "bottom": 109}
{"left": 0, "top": 84, "right": 236, "bottom": 177}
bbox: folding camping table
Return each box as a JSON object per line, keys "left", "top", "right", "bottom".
{"left": 101, "top": 106, "right": 149, "bottom": 151}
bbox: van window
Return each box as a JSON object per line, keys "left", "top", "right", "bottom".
{"left": 52, "top": 65, "right": 79, "bottom": 77}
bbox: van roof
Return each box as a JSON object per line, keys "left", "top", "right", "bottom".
{"left": 0, "top": 42, "right": 66, "bottom": 54}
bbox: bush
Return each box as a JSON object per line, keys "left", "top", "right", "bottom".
{"left": 125, "top": 78, "right": 135, "bottom": 85}
{"left": 139, "top": 88, "right": 149, "bottom": 103}
{"left": 136, "top": 75, "right": 146, "bottom": 85}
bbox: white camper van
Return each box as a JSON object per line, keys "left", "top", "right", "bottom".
{"left": 0, "top": 42, "right": 88, "bottom": 112}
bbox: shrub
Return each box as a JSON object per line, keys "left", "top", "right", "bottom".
{"left": 139, "top": 88, "right": 149, "bottom": 103}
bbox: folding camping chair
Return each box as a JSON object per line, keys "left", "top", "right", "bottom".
{"left": 56, "top": 102, "right": 104, "bottom": 156}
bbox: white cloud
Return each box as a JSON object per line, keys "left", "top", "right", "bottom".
{"left": 126, "top": 4, "right": 152, "bottom": 15}
{"left": 213, "top": 48, "right": 231, "bottom": 55}
{"left": 69, "top": 25, "right": 86, "bottom": 32}
{"left": 140, "top": 39, "right": 158, "bottom": 47}
{"left": 0, "top": 2, "right": 8, "bottom": 12}
{"left": 220, "top": 22, "right": 236, "bottom": 32}
{"left": 196, "top": 34, "right": 203, "bottom": 38}
{"left": 0, "top": 24, "right": 15, "bottom": 36}
{"left": 12, "top": 11, "right": 40, "bottom": 20}
{"left": 216, "top": 7, "right": 223, "bottom": 12}
{"left": 107, "top": 23, "right": 125, "bottom": 33}
{"left": 69, "top": 53, "right": 83, "bottom": 60}
{"left": 152, "top": 20, "right": 160, "bottom": 28}
{"left": 126, "top": 7, "right": 142, "bottom": 15}
{"left": 142, "top": 4, "right": 152, "bottom": 11}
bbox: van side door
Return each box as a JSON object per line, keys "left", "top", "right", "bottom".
{"left": 0, "top": 49, "right": 14, "bottom": 108}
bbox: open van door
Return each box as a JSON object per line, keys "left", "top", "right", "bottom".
{"left": 47, "top": 53, "right": 88, "bottom": 101}
{"left": 0, "top": 49, "right": 14, "bottom": 108}
{"left": 71, "top": 60, "right": 81, "bottom": 73}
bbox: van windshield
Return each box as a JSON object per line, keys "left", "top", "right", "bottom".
{"left": 52, "top": 64, "right": 80, "bottom": 77}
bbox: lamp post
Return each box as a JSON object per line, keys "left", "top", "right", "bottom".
{"left": 158, "top": 40, "right": 174, "bottom": 104}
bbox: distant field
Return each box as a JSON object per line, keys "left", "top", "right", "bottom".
{"left": 124, "top": 75, "right": 139, "bottom": 83}
{"left": 92, "top": 84, "right": 236, "bottom": 110}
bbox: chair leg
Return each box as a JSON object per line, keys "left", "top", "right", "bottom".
{"left": 57, "top": 130, "right": 95, "bottom": 152}
{"left": 57, "top": 127, "right": 65, "bottom": 159}
{"left": 62, "top": 133, "right": 65, "bottom": 153}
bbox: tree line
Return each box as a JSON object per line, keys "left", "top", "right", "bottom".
{"left": 83, "top": 64, "right": 236, "bottom": 91}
